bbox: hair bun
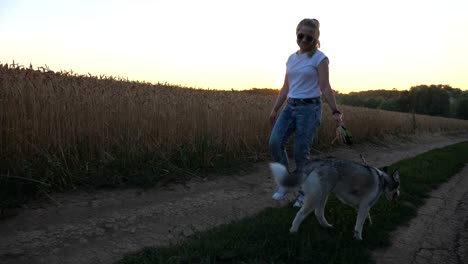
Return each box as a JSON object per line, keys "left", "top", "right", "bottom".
{"left": 312, "top": 19, "right": 320, "bottom": 28}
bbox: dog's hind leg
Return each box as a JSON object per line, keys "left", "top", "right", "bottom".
{"left": 289, "top": 197, "right": 315, "bottom": 233}
{"left": 353, "top": 204, "right": 370, "bottom": 240}
{"left": 314, "top": 194, "right": 333, "bottom": 228}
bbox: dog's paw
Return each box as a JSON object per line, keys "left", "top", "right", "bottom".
{"left": 353, "top": 231, "right": 362, "bottom": 240}
{"left": 289, "top": 227, "right": 298, "bottom": 233}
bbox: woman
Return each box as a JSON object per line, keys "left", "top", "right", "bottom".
{"left": 269, "top": 18, "right": 345, "bottom": 207}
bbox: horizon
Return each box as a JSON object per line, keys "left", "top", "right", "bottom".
{"left": 1, "top": 60, "right": 464, "bottom": 94}
{"left": 1, "top": 0, "right": 467, "bottom": 93}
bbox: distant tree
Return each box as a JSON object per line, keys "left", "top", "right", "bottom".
{"left": 455, "top": 94, "right": 468, "bottom": 120}
{"left": 363, "top": 98, "right": 377, "bottom": 108}
{"left": 409, "top": 85, "right": 450, "bottom": 116}
{"left": 379, "top": 99, "right": 399, "bottom": 111}
{"left": 441, "top": 86, "right": 463, "bottom": 117}
{"left": 338, "top": 85, "right": 464, "bottom": 118}
{"left": 397, "top": 91, "right": 412, "bottom": 112}
{"left": 443, "top": 85, "right": 463, "bottom": 98}
{"left": 339, "top": 94, "right": 366, "bottom": 107}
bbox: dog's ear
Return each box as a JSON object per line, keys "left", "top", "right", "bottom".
{"left": 269, "top": 162, "right": 288, "bottom": 180}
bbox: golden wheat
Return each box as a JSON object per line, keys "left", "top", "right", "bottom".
{"left": 1, "top": 63, "right": 468, "bottom": 183}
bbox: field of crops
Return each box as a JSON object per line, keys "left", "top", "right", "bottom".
{"left": 2, "top": 63, "right": 468, "bottom": 207}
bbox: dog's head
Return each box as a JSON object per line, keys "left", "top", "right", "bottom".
{"left": 382, "top": 167, "right": 400, "bottom": 201}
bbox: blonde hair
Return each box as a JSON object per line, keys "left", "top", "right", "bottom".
{"left": 296, "top": 18, "right": 321, "bottom": 58}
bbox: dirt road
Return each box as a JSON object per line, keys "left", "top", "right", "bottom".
{"left": 1, "top": 134, "right": 467, "bottom": 264}
{"left": 373, "top": 165, "right": 468, "bottom": 264}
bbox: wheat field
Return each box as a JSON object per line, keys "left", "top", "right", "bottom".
{"left": 1, "top": 63, "right": 468, "bottom": 203}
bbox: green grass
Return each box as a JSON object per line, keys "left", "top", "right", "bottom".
{"left": 119, "top": 141, "right": 468, "bottom": 264}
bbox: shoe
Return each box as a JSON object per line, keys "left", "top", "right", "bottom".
{"left": 293, "top": 192, "right": 305, "bottom": 208}
{"left": 272, "top": 186, "right": 288, "bottom": 201}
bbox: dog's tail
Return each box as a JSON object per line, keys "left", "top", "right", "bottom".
{"left": 269, "top": 162, "right": 304, "bottom": 188}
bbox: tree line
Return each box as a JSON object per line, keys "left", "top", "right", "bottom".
{"left": 336, "top": 85, "right": 468, "bottom": 120}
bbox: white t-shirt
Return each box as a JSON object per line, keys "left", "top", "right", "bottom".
{"left": 286, "top": 50, "right": 327, "bottom": 99}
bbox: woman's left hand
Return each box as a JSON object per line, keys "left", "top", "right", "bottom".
{"left": 332, "top": 112, "right": 344, "bottom": 126}
{"left": 332, "top": 112, "right": 352, "bottom": 145}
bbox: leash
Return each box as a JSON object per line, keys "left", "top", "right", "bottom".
{"left": 331, "top": 126, "right": 376, "bottom": 225}
{"left": 332, "top": 125, "right": 369, "bottom": 165}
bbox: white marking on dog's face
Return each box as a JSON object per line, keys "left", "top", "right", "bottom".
{"left": 385, "top": 188, "right": 400, "bottom": 201}
{"left": 385, "top": 170, "right": 400, "bottom": 201}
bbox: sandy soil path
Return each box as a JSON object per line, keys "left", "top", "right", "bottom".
{"left": 373, "top": 165, "right": 468, "bottom": 264}
{"left": 0, "top": 134, "right": 467, "bottom": 264}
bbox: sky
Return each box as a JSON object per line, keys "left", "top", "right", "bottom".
{"left": 1, "top": 0, "right": 467, "bottom": 93}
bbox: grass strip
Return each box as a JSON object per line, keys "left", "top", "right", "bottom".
{"left": 119, "top": 141, "right": 468, "bottom": 264}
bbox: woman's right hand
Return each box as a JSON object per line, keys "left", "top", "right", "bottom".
{"left": 270, "top": 73, "right": 288, "bottom": 127}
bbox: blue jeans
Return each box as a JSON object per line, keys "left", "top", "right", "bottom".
{"left": 269, "top": 98, "right": 322, "bottom": 171}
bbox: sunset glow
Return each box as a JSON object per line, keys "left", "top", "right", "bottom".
{"left": 1, "top": 0, "right": 467, "bottom": 93}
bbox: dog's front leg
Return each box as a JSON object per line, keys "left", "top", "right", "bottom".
{"left": 353, "top": 205, "right": 369, "bottom": 240}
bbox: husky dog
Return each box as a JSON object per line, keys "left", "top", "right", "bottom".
{"left": 269, "top": 158, "right": 400, "bottom": 240}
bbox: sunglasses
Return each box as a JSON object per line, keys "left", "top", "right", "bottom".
{"left": 297, "top": 33, "right": 314, "bottom": 43}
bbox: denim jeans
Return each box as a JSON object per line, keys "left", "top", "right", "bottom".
{"left": 269, "top": 98, "right": 322, "bottom": 171}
